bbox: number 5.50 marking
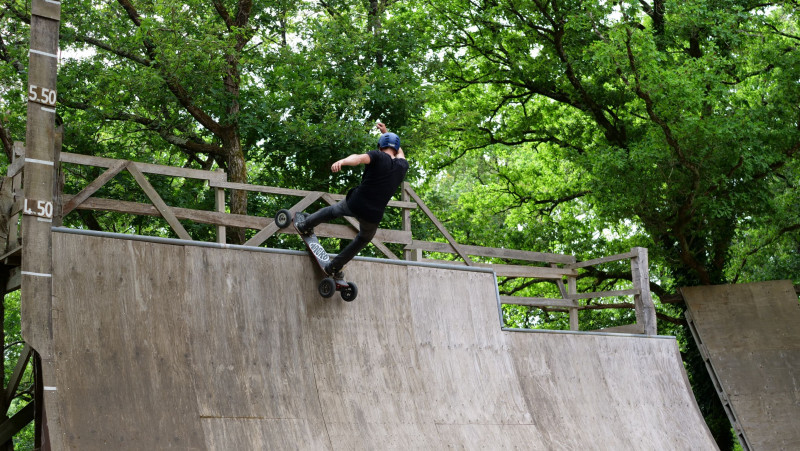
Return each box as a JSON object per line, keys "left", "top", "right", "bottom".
{"left": 28, "top": 85, "right": 57, "bottom": 107}
{"left": 23, "top": 199, "right": 54, "bottom": 219}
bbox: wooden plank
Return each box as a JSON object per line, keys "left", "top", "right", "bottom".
{"left": 320, "top": 193, "right": 398, "bottom": 260}
{"left": 209, "top": 180, "right": 417, "bottom": 210}
{"left": 60, "top": 152, "right": 225, "bottom": 182}
{"left": 127, "top": 163, "right": 191, "bottom": 240}
{"left": 420, "top": 258, "right": 575, "bottom": 279}
{"left": 406, "top": 240, "right": 575, "bottom": 264}
{"left": 500, "top": 296, "right": 577, "bottom": 308}
{"left": 566, "top": 251, "right": 637, "bottom": 269}
{"left": 404, "top": 186, "right": 472, "bottom": 265}
{"left": 567, "top": 288, "right": 639, "bottom": 300}
{"left": 0, "top": 401, "right": 34, "bottom": 444}
{"left": 244, "top": 193, "right": 322, "bottom": 247}
{"left": 62, "top": 160, "right": 128, "bottom": 215}
{"left": 62, "top": 195, "right": 414, "bottom": 244}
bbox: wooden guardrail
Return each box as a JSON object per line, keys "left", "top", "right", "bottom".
{"left": 1, "top": 146, "right": 657, "bottom": 335}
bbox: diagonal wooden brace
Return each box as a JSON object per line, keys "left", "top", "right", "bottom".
{"left": 404, "top": 185, "right": 473, "bottom": 265}
{"left": 127, "top": 162, "right": 191, "bottom": 240}
{"left": 62, "top": 160, "right": 129, "bottom": 215}
{"left": 244, "top": 192, "right": 323, "bottom": 247}
{"left": 1, "top": 344, "right": 32, "bottom": 413}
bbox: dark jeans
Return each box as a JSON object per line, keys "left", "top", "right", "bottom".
{"left": 304, "top": 200, "right": 378, "bottom": 271}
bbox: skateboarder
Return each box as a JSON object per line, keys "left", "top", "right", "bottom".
{"left": 294, "top": 122, "right": 408, "bottom": 277}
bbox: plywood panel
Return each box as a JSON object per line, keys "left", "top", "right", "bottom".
{"left": 51, "top": 233, "right": 205, "bottom": 449}
{"left": 47, "top": 231, "right": 717, "bottom": 449}
{"left": 683, "top": 280, "right": 800, "bottom": 450}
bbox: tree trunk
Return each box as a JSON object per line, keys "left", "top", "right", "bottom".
{"left": 222, "top": 128, "right": 247, "bottom": 244}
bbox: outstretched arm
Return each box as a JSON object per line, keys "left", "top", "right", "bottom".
{"left": 331, "top": 153, "right": 371, "bottom": 173}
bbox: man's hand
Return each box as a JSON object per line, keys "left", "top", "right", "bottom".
{"left": 376, "top": 121, "right": 388, "bottom": 134}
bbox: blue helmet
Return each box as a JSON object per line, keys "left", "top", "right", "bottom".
{"left": 378, "top": 132, "right": 400, "bottom": 151}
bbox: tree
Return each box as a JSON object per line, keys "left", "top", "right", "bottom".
{"left": 1, "top": 0, "right": 428, "bottom": 242}
{"left": 419, "top": 0, "right": 799, "bottom": 447}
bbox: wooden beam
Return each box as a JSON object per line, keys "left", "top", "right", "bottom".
{"left": 420, "top": 258, "right": 575, "bottom": 279}
{"left": 500, "top": 296, "right": 577, "bottom": 308}
{"left": 403, "top": 186, "right": 473, "bottom": 265}
{"left": 62, "top": 196, "right": 413, "bottom": 244}
{"left": 127, "top": 163, "right": 191, "bottom": 240}
{"left": 566, "top": 251, "right": 637, "bottom": 269}
{"left": 1, "top": 345, "right": 32, "bottom": 413}
{"left": 406, "top": 240, "right": 575, "bottom": 264}
{"left": 0, "top": 401, "right": 34, "bottom": 444}
{"left": 566, "top": 288, "right": 639, "bottom": 300}
{"left": 210, "top": 180, "right": 417, "bottom": 210}
{"left": 60, "top": 152, "right": 225, "bottom": 182}
{"left": 244, "top": 193, "right": 322, "bottom": 247}
{"left": 62, "top": 160, "right": 128, "bottom": 215}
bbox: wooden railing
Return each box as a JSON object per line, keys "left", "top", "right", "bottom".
{"left": 1, "top": 146, "right": 657, "bottom": 335}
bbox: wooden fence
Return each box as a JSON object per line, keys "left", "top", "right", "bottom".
{"left": 2, "top": 146, "right": 657, "bottom": 335}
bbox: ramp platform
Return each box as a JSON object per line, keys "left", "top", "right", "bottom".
{"left": 42, "top": 230, "right": 716, "bottom": 449}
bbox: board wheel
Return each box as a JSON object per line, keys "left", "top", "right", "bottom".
{"left": 318, "top": 278, "right": 336, "bottom": 298}
{"left": 274, "top": 209, "right": 292, "bottom": 228}
{"left": 341, "top": 282, "right": 358, "bottom": 302}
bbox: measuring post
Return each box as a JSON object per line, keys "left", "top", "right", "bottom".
{"left": 22, "top": 0, "right": 62, "bottom": 448}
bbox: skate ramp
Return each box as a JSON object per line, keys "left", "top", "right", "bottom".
{"left": 683, "top": 281, "right": 800, "bottom": 451}
{"left": 47, "top": 230, "right": 716, "bottom": 449}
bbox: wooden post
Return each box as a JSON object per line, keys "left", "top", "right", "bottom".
{"left": 630, "top": 247, "right": 657, "bottom": 335}
{"left": 22, "top": 1, "right": 61, "bottom": 448}
{"left": 401, "top": 182, "right": 411, "bottom": 260}
{"left": 215, "top": 169, "right": 226, "bottom": 244}
{"left": 567, "top": 275, "right": 579, "bottom": 331}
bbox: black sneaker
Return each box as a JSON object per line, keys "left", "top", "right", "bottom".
{"left": 294, "top": 212, "right": 313, "bottom": 236}
{"left": 324, "top": 263, "right": 344, "bottom": 280}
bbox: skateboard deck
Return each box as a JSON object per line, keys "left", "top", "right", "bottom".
{"left": 273, "top": 209, "right": 358, "bottom": 301}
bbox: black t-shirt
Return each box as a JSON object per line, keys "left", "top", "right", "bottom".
{"left": 346, "top": 150, "right": 409, "bottom": 223}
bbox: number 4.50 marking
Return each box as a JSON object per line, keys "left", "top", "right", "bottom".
{"left": 28, "top": 85, "right": 57, "bottom": 107}
{"left": 23, "top": 199, "right": 54, "bottom": 219}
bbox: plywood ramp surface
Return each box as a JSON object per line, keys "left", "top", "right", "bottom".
{"left": 683, "top": 281, "right": 800, "bottom": 451}
{"left": 50, "top": 232, "right": 716, "bottom": 450}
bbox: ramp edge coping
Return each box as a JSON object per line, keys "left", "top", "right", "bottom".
{"left": 502, "top": 327, "right": 677, "bottom": 339}
{"left": 50, "top": 227, "right": 497, "bottom": 275}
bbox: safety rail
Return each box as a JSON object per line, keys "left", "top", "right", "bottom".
{"left": 1, "top": 146, "right": 656, "bottom": 334}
